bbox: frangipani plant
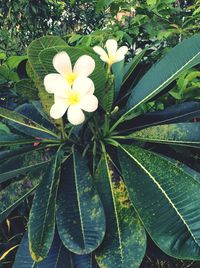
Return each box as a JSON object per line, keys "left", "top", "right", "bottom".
{"left": 0, "top": 34, "right": 200, "bottom": 267}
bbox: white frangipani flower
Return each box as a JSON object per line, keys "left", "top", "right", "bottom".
{"left": 50, "top": 77, "right": 98, "bottom": 125}
{"left": 43, "top": 52, "right": 98, "bottom": 125}
{"left": 44, "top": 51, "right": 95, "bottom": 92}
{"left": 93, "top": 39, "right": 128, "bottom": 67}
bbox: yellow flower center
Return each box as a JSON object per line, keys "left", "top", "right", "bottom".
{"left": 67, "top": 91, "right": 80, "bottom": 105}
{"left": 66, "top": 73, "right": 77, "bottom": 85}
{"left": 107, "top": 54, "right": 115, "bottom": 66}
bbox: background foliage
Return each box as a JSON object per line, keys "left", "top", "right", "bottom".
{"left": 0, "top": 1, "right": 200, "bottom": 267}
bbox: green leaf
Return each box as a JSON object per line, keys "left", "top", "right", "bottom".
{"left": 119, "top": 101, "right": 200, "bottom": 133}
{"left": 15, "top": 79, "right": 38, "bottom": 101}
{"left": 39, "top": 46, "right": 106, "bottom": 110}
{"left": 119, "top": 144, "right": 200, "bottom": 260}
{"left": 127, "top": 123, "right": 200, "bottom": 148}
{"left": 56, "top": 148, "right": 105, "bottom": 254}
{"left": 0, "top": 169, "right": 44, "bottom": 223}
{"left": 27, "top": 36, "right": 67, "bottom": 115}
{"left": 95, "top": 153, "right": 146, "bottom": 268}
{"left": 0, "top": 134, "right": 36, "bottom": 146}
{"left": 7, "top": 55, "right": 27, "bottom": 69}
{"left": 125, "top": 34, "right": 200, "bottom": 116}
{"left": 123, "top": 49, "right": 146, "bottom": 84}
{"left": 0, "top": 122, "right": 10, "bottom": 134}
{"left": 14, "top": 233, "right": 72, "bottom": 268}
{"left": 28, "top": 153, "right": 62, "bottom": 262}
{"left": 0, "top": 65, "right": 9, "bottom": 83}
{"left": 112, "top": 60, "right": 124, "bottom": 98}
{"left": 0, "top": 148, "right": 51, "bottom": 183}
{"left": 0, "top": 107, "right": 59, "bottom": 139}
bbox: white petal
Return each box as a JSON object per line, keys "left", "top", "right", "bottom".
{"left": 67, "top": 106, "right": 85, "bottom": 125}
{"left": 73, "top": 55, "right": 95, "bottom": 77}
{"left": 114, "top": 46, "right": 128, "bottom": 62}
{"left": 53, "top": 51, "right": 72, "bottom": 77}
{"left": 93, "top": 46, "right": 109, "bottom": 62}
{"left": 73, "top": 76, "right": 95, "bottom": 97}
{"left": 105, "top": 39, "right": 118, "bottom": 58}
{"left": 80, "top": 95, "right": 98, "bottom": 112}
{"left": 44, "top": 74, "right": 69, "bottom": 97}
{"left": 50, "top": 102, "right": 68, "bottom": 119}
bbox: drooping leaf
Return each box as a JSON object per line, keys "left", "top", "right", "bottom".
{"left": 0, "top": 148, "right": 51, "bottom": 183}
{"left": 28, "top": 153, "right": 62, "bottom": 262}
{"left": 13, "top": 232, "right": 72, "bottom": 268}
{"left": 128, "top": 123, "right": 200, "bottom": 148}
{"left": 0, "top": 107, "right": 59, "bottom": 139}
{"left": 95, "top": 153, "right": 146, "bottom": 268}
{"left": 119, "top": 144, "right": 200, "bottom": 260}
{"left": 0, "top": 169, "right": 44, "bottom": 223}
{"left": 125, "top": 34, "right": 200, "bottom": 116}
{"left": 39, "top": 46, "right": 106, "bottom": 110}
{"left": 56, "top": 148, "right": 105, "bottom": 254}
{"left": 118, "top": 101, "right": 200, "bottom": 133}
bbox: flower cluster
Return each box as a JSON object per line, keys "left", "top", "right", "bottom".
{"left": 44, "top": 39, "right": 128, "bottom": 125}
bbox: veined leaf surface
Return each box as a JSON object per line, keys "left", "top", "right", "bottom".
{"left": 95, "top": 153, "right": 146, "bottom": 268}
{"left": 119, "top": 144, "right": 200, "bottom": 260}
{"left": 28, "top": 154, "right": 61, "bottom": 261}
{"left": 56, "top": 148, "right": 105, "bottom": 254}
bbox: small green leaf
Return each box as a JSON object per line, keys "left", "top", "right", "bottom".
{"left": 7, "top": 55, "right": 27, "bottom": 69}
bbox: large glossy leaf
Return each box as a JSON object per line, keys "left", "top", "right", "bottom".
{"left": 0, "top": 107, "right": 59, "bottom": 139}
{"left": 39, "top": 46, "right": 106, "bottom": 110}
{"left": 56, "top": 148, "right": 105, "bottom": 254}
{"left": 118, "top": 101, "right": 200, "bottom": 133}
{"left": 28, "top": 153, "right": 61, "bottom": 261}
{"left": 128, "top": 123, "right": 200, "bottom": 148}
{"left": 0, "top": 169, "right": 44, "bottom": 223}
{"left": 95, "top": 153, "right": 146, "bottom": 268}
{"left": 119, "top": 144, "right": 200, "bottom": 260}
{"left": 0, "top": 148, "right": 51, "bottom": 183}
{"left": 27, "top": 36, "right": 67, "bottom": 114}
{"left": 125, "top": 34, "right": 200, "bottom": 116}
{"left": 13, "top": 233, "right": 72, "bottom": 268}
